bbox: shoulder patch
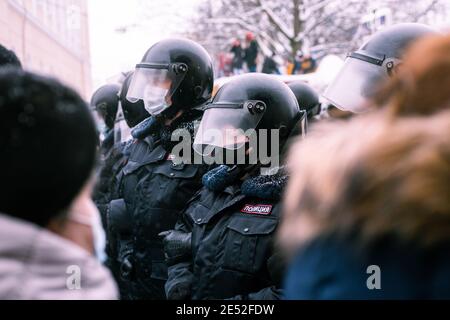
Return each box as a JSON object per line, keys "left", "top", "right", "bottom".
{"left": 241, "top": 204, "right": 273, "bottom": 215}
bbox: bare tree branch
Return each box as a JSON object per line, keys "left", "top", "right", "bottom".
{"left": 304, "top": 0, "right": 337, "bottom": 17}
{"left": 257, "top": 0, "right": 295, "bottom": 39}
{"left": 414, "top": 0, "right": 440, "bottom": 20}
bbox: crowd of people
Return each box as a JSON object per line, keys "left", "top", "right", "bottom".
{"left": 217, "top": 32, "right": 259, "bottom": 76}
{"left": 0, "top": 22, "right": 449, "bottom": 300}
{"left": 220, "top": 31, "right": 318, "bottom": 77}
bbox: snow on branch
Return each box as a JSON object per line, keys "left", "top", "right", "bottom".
{"left": 304, "top": 0, "right": 337, "bottom": 19}
{"left": 414, "top": 0, "right": 440, "bottom": 20}
{"left": 257, "top": 0, "right": 295, "bottom": 40}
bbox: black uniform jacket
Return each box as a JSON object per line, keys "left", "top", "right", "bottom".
{"left": 108, "top": 134, "right": 207, "bottom": 299}
{"left": 166, "top": 179, "right": 284, "bottom": 300}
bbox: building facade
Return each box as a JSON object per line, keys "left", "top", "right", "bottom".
{"left": 0, "top": 0, "right": 91, "bottom": 99}
{"left": 358, "top": 2, "right": 450, "bottom": 42}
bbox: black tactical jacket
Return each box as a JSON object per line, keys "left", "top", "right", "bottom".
{"left": 108, "top": 133, "right": 207, "bottom": 299}
{"left": 166, "top": 177, "right": 284, "bottom": 300}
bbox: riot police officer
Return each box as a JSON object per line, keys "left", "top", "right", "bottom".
{"left": 100, "top": 71, "right": 150, "bottom": 298}
{"left": 323, "top": 23, "right": 437, "bottom": 114}
{"left": 164, "top": 73, "right": 306, "bottom": 300}
{"left": 111, "top": 38, "right": 214, "bottom": 299}
{"left": 91, "top": 83, "right": 122, "bottom": 239}
{"left": 90, "top": 83, "right": 120, "bottom": 158}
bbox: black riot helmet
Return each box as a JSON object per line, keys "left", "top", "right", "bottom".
{"left": 127, "top": 38, "right": 214, "bottom": 118}
{"left": 288, "top": 81, "right": 320, "bottom": 119}
{"left": 324, "top": 23, "right": 437, "bottom": 113}
{"left": 194, "top": 73, "right": 305, "bottom": 159}
{"left": 90, "top": 84, "right": 120, "bottom": 129}
{"left": 120, "top": 72, "right": 149, "bottom": 128}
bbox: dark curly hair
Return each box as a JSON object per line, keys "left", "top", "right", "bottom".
{"left": 0, "top": 44, "right": 22, "bottom": 69}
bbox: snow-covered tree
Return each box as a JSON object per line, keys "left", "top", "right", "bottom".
{"left": 185, "top": 0, "right": 447, "bottom": 60}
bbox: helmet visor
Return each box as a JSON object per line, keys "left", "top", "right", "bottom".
{"left": 114, "top": 103, "right": 132, "bottom": 144}
{"left": 126, "top": 63, "right": 186, "bottom": 115}
{"left": 193, "top": 101, "right": 266, "bottom": 156}
{"left": 323, "top": 54, "right": 387, "bottom": 113}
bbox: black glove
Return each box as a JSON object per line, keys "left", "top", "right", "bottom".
{"left": 158, "top": 230, "right": 192, "bottom": 265}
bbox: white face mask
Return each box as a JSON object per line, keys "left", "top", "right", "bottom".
{"left": 143, "top": 86, "right": 170, "bottom": 115}
{"left": 69, "top": 200, "right": 107, "bottom": 263}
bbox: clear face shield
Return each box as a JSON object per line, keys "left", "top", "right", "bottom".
{"left": 114, "top": 102, "right": 132, "bottom": 144}
{"left": 323, "top": 51, "right": 400, "bottom": 113}
{"left": 298, "top": 110, "right": 308, "bottom": 138}
{"left": 193, "top": 101, "right": 266, "bottom": 156}
{"left": 126, "top": 63, "right": 188, "bottom": 116}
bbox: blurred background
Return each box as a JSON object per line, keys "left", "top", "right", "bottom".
{"left": 0, "top": 0, "right": 449, "bottom": 100}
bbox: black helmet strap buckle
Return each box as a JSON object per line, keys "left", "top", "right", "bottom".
{"left": 244, "top": 100, "right": 266, "bottom": 115}
{"left": 383, "top": 58, "right": 402, "bottom": 77}
{"left": 135, "top": 62, "right": 188, "bottom": 75}
{"left": 172, "top": 63, "right": 188, "bottom": 75}
{"left": 348, "top": 51, "right": 402, "bottom": 77}
{"left": 205, "top": 100, "right": 266, "bottom": 115}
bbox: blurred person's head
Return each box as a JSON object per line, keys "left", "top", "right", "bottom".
{"left": 373, "top": 34, "right": 450, "bottom": 117}
{"left": 246, "top": 31, "right": 255, "bottom": 42}
{"left": 323, "top": 23, "right": 437, "bottom": 114}
{"left": 279, "top": 110, "right": 450, "bottom": 255}
{"left": 0, "top": 69, "right": 99, "bottom": 253}
{"left": 0, "top": 44, "right": 22, "bottom": 69}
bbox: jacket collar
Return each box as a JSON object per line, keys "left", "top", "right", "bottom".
{"left": 202, "top": 165, "right": 287, "bottom": 201}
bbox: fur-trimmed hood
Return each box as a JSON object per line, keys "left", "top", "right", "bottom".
{"left": 279, "top": 110, "right": 450, "bottom": 254}
{"left": 202, "top": 165, "right": 287, "bottom": 201}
